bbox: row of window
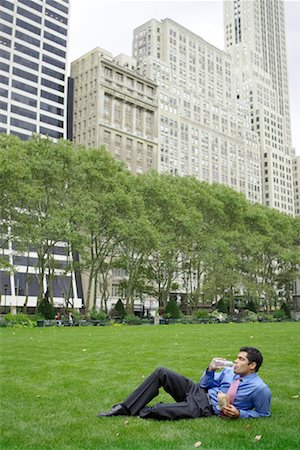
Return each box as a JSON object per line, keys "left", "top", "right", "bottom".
{"left": 2, "top": 102, "right": 64, "bottom": 125}
{"left": 1, "top": 14, "right": 68, "bottom": 39}
{"left": 1, "top": 0, "right": 68, "bottom": 19}
{"left": 0, "top": 272, "right": 73, "bottom": 297}
{"left": 1, "top": 42, "right": 66, "bottom": 71}
{"left": 3, "top": 66, "right": 65, "bottom": 93}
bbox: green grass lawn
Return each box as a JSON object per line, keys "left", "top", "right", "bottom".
{"left": 1, "top": 322, "right": 300, "bottom": 449}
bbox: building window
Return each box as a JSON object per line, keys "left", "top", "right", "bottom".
{"left": 11, "top": 117, "right": 36, "bottom": 132}
{"left": 11, "top": 91, "right": 37, "bottom": 107}
{"left": 125, "top": 103, "right": 133, "bottom": 131}
{"left": 15, "top": 42, "right": 39, "bottom": 59}
{"left": 136, "top": 107, "right": 142, "bottom": 133}
{"left": 16, "top": 18, "right": 41, "bottom": 35}
{"left": 103, "top": 130, "right": 111, "bottom": 148}
{"left": 115, "top": 134, "right": 122, "bottom": 157}
{"left": 15, "top": 30, "right": 40, "bottom": 47}
{"left": 11, "top": 105, "right": 36, "bottom": 120}
{"left": 116, "top": 72, "right": 123, "bottom": 82}
{"left": 17, "top": 6, "right": 41, "bottom": 24}
{"left": 13, "top": 67, "right": 38, "bottom": 82}
{"left": 126, "top": 138, "right": 133, "bottom": 158}
{"left": 114, "top": 99, "right": 121, "bottom": 126}
{"left": 137, "top": 81, "right": 144, "bottom": 91}
{"left": 42, "top": 66, "right": 64, "bottom": 81}
{"left": 103, "top": 94, "right": 112, "bottom": 122}
{"left": 45, "top": 19, "right": 67, "bottom": 36}
{"left": 145, "top": 111, "right": 153, "bottom": 138}
{"left": 44, "top": 30, "right": 66, "bottom": 47}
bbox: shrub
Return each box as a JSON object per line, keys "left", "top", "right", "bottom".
{"left": 280, "top": 302, "right": 291, "bottom": 318}
{"left": 110, "top": 299, "right": 126, "bottom": 319}
{"left": 243, "top": 310, "right": 258, "bottom": 322}
{"left": 38, "top": 297, "right": 55, "bottom": 319}
{"left": 4, "top": 313, "right": 35, "bottom": 327}
{"left": 194, "top": 309, "right": 209, "bottom": 319}
{"left": 257, "top": 313, "right": 275, "bottom": 322}
{"left": 209, "top": 310, "right": 228, "bottom": 322}
{"left": 124, "top": 314, "right": 142, "bottom": 325}
{"left": 217, "top": 298, "right": 228, "bottom": 313}
{"left": 246, "top": 299, "right": 257, "bottom": 313}
{"left": 273, "top": 309, "right": 287, "bottom": 320}
{"left": 90, "top": 309, "right": 108, "bottom": 321}
{"left": 69, "top": 310, "right": 81, "bottom": 320}
{"left": 165, "top": 298, "right": 181, "bottom": 319}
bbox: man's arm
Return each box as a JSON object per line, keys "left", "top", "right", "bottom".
{"left": 199, "top": 365, "right": 225, "bottom": 389}
{"left": 222, "top": 385, "right": 272, "bottom": 419}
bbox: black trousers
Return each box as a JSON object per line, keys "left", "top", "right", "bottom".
{"left": 122, "top": 367, "right": 213, "bottom": 420}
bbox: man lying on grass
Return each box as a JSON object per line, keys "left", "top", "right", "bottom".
{"left": 98, "top": 346, "right": 271, "bottom": 420}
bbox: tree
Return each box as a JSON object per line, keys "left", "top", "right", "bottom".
{"left": 165, "top": 298, "right": 181, "bottom": 318}
{"left": 112, "top": 175, "right": 157, "bottom": 314}
{"left": 0, "top": 135, "right": 81, "bottom": 309}
{"left": 0, "top": 134, "right": 31, "bottom": 271}
{"left": 136, "top": 174, "right": 196, "bottom": 309}
{"left": 69, "top": 145, "right": 127, "bottom": 311}
{"left": 37, "top": 291, "right": 55, "bottom": 319}
{"left": 114, "top": 298, "right": 126, "bottom": 319}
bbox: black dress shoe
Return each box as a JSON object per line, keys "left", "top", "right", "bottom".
{"left": 97, "top": 403, "right": 128, "bottom": 417}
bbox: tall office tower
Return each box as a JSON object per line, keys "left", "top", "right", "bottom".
{"left": 133, "top": 18, "right": 261, "bottom": 203}
{"left": 0, "top": 0, "right": 69, "bottom": 140}
{"left": 293, "top": 156, "right": 300, "bottom": 216}
{"left": 70, "top": 48, "right": 158, "bottom": 175}
{"left": 0, "top": 0, "right": 83, "bottom": 312}
{"left": 224, "top": 0, "right": 294, "bottom": 215}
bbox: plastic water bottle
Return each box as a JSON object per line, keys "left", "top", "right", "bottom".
{"left": 213, "top": 358, "right": 234, "bottom": 368}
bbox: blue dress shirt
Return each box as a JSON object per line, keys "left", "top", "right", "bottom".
{"left": 199, "top": 368, "right": 272, "bottom": 418}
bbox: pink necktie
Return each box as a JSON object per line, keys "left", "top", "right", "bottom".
{"left": 227, "top": 377, "right": 241, "bottom": 404}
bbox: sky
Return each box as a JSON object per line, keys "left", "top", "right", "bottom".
{"left": 68, "top": 0, "right": 300, "bottom": 155}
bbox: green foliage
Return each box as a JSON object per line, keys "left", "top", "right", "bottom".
{"left": 209, "top": 310, "right": 228, "bottom": 322}
{"left": 124, "top": 314, "right": 142, "bottom": 325}
{"left": 258, "top": 312, "right": 275, "bottom": 322}
{"left": 273, "top": 309, "right": 287, "bottom": 320}
{"left": 280, "top": 302, "right": 291, "bottom": 318}
{"left": 4, "top": 313, "right": 35, "bottom": 327}
{"left": 246, "top": 299, "right": 257, "bottom": 312}
{"left": 242, "top": 310, "right": 258, "bottom": 322}
{"left": 113, "top": 299, "right": 126, "bottom": 319}
{"left": 217, "top": 298, "right": 228, "bottom": 313}
{"left": 165, "top": 298, "right": 181, "bottom": 318}
{"left": 37, "top": 296, "right": 55, "bottom": 319}
{"left": 1, "top": 134, "right": 300, "bottom": 315}
{"left": 194, "top": 308, "right": 209, "bottom": 318}
{"left": 89, "top": 309, "right": 108, "bottom": 320}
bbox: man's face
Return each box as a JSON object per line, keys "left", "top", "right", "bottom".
{"left": 234, "top": 351, "right": 256, "bottom": 376}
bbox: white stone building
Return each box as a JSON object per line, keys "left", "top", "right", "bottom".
{"left": 132, "top": 18, "right": 262, "bottom": 204}
{"left": 70, "top": 47, "right": 158, "bottom": 175}
{"left": 224, "top": 0, "right": 295, "bottom": 215}
{"left": 293, "top": 156, "right": 300, "bottom": 216}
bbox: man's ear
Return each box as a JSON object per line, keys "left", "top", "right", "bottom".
{"left": 249, "top": 361, "right": 257, "bottom": 372}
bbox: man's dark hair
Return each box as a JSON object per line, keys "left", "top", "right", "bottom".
{"left": 240, "top": 346, "right": 263, "bottom": 372}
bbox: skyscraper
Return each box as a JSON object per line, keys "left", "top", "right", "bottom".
{"left": 0, "top": 0, "right": 83, "bottom": 313}
{"left": 293, "top": 156, "right": 300, "bottom": 216}
{"left": 0, "top": 0, "right": 69, "bottom": 140}
{"left": 224, "top": 0, "right": 294, "bottom": 215}
{"left": 133, "top": 18, "right": 261, "bottom": 203}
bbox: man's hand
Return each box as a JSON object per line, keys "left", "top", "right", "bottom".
{"left": 208, "top": 357, "right": 225, "bottom": 371}
{"left": 222, "top": 404, "right": 240, "bottom": 418}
